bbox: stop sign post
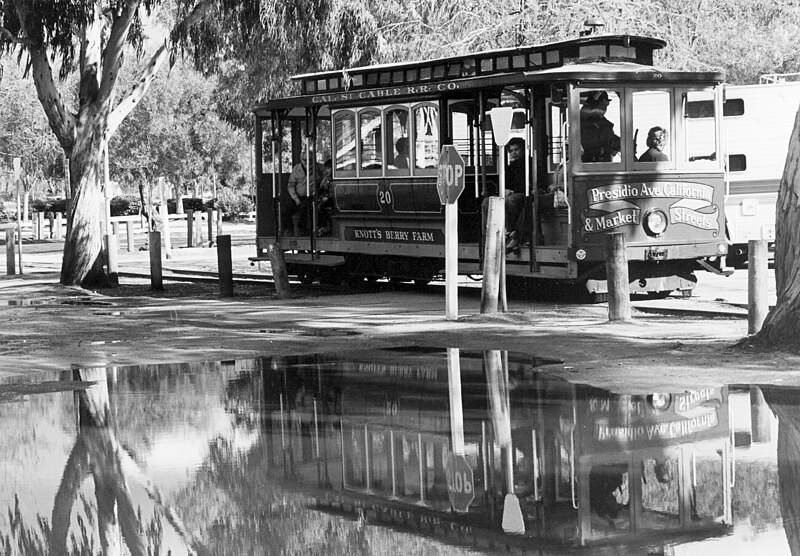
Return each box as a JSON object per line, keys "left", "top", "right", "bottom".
{"left": 446, "top": 452, "right": 475, "bottom": 513}
{"left": 438, "top": 146, "right": 465, "bottom": 321}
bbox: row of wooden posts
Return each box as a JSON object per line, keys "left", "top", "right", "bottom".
{"left": 3, "top": 217, "right": 773, "bottom": 326}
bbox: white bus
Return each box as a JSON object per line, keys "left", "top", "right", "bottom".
{"left": 723, "top": 78, "right": 800, "bottom": 267}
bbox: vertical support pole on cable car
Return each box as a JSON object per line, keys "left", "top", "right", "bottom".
{"left": 478, "top": 91, "right": 487, "bottom": 268}
{"left": 309, "top": 107, "right": 318, "bottom": 259}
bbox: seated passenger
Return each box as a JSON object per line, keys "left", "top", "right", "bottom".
{"left": 393, "top": 137, "right": 409, "bottom": 169}
{"left": 637, "top": 126, "right": 669, "bottom": 162}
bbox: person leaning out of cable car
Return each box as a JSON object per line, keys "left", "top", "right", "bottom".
{"left": 286, "top": 152, "right": 324, "bottom": 236}
{"left": 580, "top": 90, "right": 620, "bottom": 163}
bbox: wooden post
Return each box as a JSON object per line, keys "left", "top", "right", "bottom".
{"left": 159, "top": 202, "right": 172, "bottom": 260}
{"left": 195, "top": 208, "right": 204, "bottom": 246}
{"left": 5, "top": 228, "right": 15, "bottom": 275}
{"left": 207, "top": 208, "right": 214, "bottom": 246}
{"left": 217, "top": 234, "right": 233, "bottom": 297}
{"left": 605, "top": 232, "right": 631, "bottom": 322}
{"left": 748, "top": 239, "right": 768, "bottom": 335}
{"left": 480, "top": 197, "right": 503, "bottom": 314}
{"left": 186, "top": 210, "right": 194, "bottom": 247}
{"left": 105, "top": 234, "right": 119, "bottom": 285}
{"left": 447, "top": 348, "right": 465, "bottom": 455}
{"left": 267, "top": 243, "right": 291, "bottom": 299}
{"left": 149, "top": 231, "right": 163, "bottom": 290}
{"left": 216, "top": 208, "right": 223, "bottom": 236}
{"left": 14, "top": 158, "right": 22, "bottom": 275}
{"left": 125, "top": 220, "right": 135, "bottom": 252}
{"left": 55, "top": 212, "right": 63, "bottom": 241}
{"left": 750, "top": 386, "right": 773, "bottom": 444}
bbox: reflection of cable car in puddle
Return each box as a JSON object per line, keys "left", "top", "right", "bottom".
{"left": 263, "top": 350, "right": 732, "bottom": 549}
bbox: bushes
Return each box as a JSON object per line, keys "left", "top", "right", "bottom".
{"left": 214, "top": 189, "right": 254, "bottom": 219}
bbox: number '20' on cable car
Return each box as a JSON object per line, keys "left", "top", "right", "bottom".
{"left": 251, "top": 23, "right": 729, "bottom": 300}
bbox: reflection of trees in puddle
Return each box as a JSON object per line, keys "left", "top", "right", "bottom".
{"left": 1, "top": 367, "right": 197, "bottom": 556}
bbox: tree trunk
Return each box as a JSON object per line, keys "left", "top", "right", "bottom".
{"left": 763, "top": 390, "right": 800, "bottom": 555}
{"left": 60, "top": 129, "right": 108, "bottom": 287}
{"left": 751, "top": 102, "right": 800, "bottom": 348}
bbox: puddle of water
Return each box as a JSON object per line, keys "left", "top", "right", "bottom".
{"left": 0, "top": 298, "right": 53, "bottom": 306}
{"left": 0, "top": 349, "right": 795, "bottom": 554}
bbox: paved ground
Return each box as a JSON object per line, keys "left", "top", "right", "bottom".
{"left": 1, "top": 234, "right": 795, "bottom": 393}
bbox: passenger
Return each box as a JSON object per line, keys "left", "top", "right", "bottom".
{"left": 317, "top": 159, "right": 333, "bottom": 236}
{"left": 481, "top": 137, "right": 527, "bottom": 252}
{"left": 286, "top": 153, "right": 324, "bottom": 236}
{"left": 503, "top": 137, "right": 527, "bottom": 252}
{"left": 580, "top": 91, "right": 621, "bottom": 163}
{"left": 637, "top": 126, "right": 669, "bottom": 162}
{"left": 393, "top": 137, "right": 410, "bottom": 169}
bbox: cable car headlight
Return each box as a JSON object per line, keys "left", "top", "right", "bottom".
{"left": 643, "top": 209, "right": 668, "bottom": 237}
{"left": 649, "top": 393, "right": 671, "bottom": 411}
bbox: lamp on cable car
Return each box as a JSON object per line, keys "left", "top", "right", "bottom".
{"left": 643, "top": 208, "right": 668, "bottom": 237}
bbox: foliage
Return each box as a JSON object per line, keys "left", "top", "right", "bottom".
{"left": 214, "top": 188, "right": 255, "bottom": 218}
{"left": 110, "top": 56, "right": 251, "bottom": 189}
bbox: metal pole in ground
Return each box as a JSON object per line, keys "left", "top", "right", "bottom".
{"left": 6, "top": 228, "right": 15, "bottom": 275}
{"left": 195, "top": 208, "right": 204, "bottom": 246}
{"left": 217, "top": 234, "right": 233, "bottom": 297}
{"left": 149, "top": 231, "right": 163, "bottom": 290}
{"left": 207, "top": 208, "right": 214, "bottom": 247}
{"left": 748, "top": 239, "right": 768, "bottom": 334}
{"left": 605, "top": 232, "right": 631, "bottom": 322}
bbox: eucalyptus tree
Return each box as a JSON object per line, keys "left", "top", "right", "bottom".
{"left": 0, "top": 1, "right": 171, "bottom": 285}
{"left": 0, "top": 0, "right": 364, "bottom": 287}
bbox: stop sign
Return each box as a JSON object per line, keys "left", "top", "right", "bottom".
{"left": 445, "top": 452, "right": 475, "bottom": 512}
{"left": 437, "top": 146, "right": 465, "bottom": 204}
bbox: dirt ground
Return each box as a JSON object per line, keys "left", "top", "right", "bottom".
{"left": 2, "top": 240, "right": 799, "bottom": 393}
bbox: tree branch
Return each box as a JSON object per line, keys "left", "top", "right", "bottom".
{"left": 106, "top": 41, "right": 168, "bottom": 137}
{"left": 0, "top": 26, "right": 35, "bottom": 45}
{"left": 14, "top": 3, "right": 77, "bottom": 152}
{"left": 98, "top": 0, "right": 140, "bottom": 104}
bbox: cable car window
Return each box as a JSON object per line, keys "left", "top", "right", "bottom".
{"left": 386, "top": 106, "right": 410, "bottom": 174}
{"left": 449, "top": 100, "right": 474, "bottom": 165}
{"left": 632, "top": 90, "right": 672, "bottom": 165}
{"left": 333, "top": 110, "right": 357, "bottom": 175}
{"left": 579, "top": 90, "right": 622, "bottom": 164}
{"left": 413, "top": 104, "right": 439, "bottom": 173}
{"left": 684, "top": 90, "right": 718, "bottom": 167}
{"left": 359, "top": 108, "right": 383, "bottom": 175}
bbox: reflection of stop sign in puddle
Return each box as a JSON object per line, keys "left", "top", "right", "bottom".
{"left": 446, "top": 452, "right": 475, "bottom": 513}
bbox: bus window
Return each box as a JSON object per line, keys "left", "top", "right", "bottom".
{"left": 684, "top": 90, "right": 719, "bottom": 167}
{"left": 413, "top": 103, "right": 440, "bottom": 172}
{"left": 333, "top": 110, "right": 357, "bottom": 176}
{"left": 385, "top": 106, "right": 410, "bottom": 174}
{"left": 360, "top": 108, "right": 383, "bottom": 175}
{"left": 632, "top": 90, "right": 672, "bottom": 165}
{"left": 579, "top": 90, "right": 622, "bottom": 164}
